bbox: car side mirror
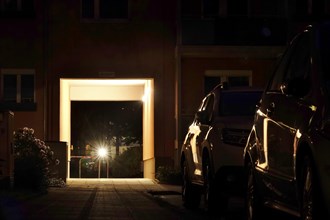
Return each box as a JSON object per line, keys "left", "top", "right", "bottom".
{"left": 286, "top": 78, "right": 310, "bottom": 98}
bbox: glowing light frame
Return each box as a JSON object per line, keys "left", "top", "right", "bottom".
{"left": 60, "top": 79, "right": 155, "bottom": 180}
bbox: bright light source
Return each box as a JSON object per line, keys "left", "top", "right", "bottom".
{"left": 97, "top": 147, "right": 108, "bottom": 158}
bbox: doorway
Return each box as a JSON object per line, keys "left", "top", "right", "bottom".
{"left": 59, "top": 79, "right": 154, "bottom": 180}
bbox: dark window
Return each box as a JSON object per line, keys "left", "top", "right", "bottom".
{"left": 3, "top": 75, "right": 17, "bottom": 102}
{"left": 250, "top": 0, "right": 286, "bottom": 17}
{"left": 1, "top": 72, "right": 36, "bottom": 111}
{"left": 268, "top": 34, "right": 303, "bottom": 91}
{"left": 296, "top": 0, "right": 309, "bottom": 17}
{"left": 181, "top": 0, "right": 219, "bottom": 18}
{"left": 268, "top": 31, "right": 311, "bottom": 95}
{"left": 319, "top": 23, "right": 330, "bottom": 95}
{"left": 100, "top": 0, "right": 128, "bottom": 19}
{"left": 181, "top": 0, "right": 201, "bottom": 17}
{"left": 82, "top": 0, "right": 129, "bottom": 20}
{"left": 21, "top": 74, "right": 34, "bottom": 103}
{"left": 219, "top": 91, "right": 262, "bottom": 116}
{"left": 227, "top": 0, "right": 248, "bottom": 16}
{"left": 284, "top": 34, "right": 310, "bottom": 82}
{"left": 82, "top": 0, "right": 94, "bottom": 18}
{"left": 295, "top": 0, "right": 327, "bottom": 20}
{"left": 0, "top": 0, "right": 35, "bottom": 18}
{"left": 202, "top": 0, "right": 219, "bottom": 17}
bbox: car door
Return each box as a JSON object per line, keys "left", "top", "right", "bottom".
{"left": 256, "top": 31, "right": 312, "bottom": 203}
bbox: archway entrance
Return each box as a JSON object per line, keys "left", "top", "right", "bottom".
{"left": 59, "top": 79, "right": 154, "bottom": 180}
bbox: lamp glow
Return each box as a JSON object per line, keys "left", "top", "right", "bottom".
{"left": 97, "top": 147, "right": 108, "bottom": 158}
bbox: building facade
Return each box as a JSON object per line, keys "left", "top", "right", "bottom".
{"left": 0, "top": 0, "right": 329, "bottom": 179}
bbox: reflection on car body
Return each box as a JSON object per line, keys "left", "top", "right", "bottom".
{"left": 243, "top": 21, "right": 330, "bottom": 220}
{"left": 180, "top": 84, "right": 262, "bottom": 215}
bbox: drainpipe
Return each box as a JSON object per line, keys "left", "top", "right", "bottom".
{"left": 174, "top": 0, "right": 182, "bottom": 170}
{"left": 42, "top": 0, "right": 49, "bottom": 140}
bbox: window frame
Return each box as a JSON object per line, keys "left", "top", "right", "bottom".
{"left": 1, "top": 68, "right": 36, "bottom": 111}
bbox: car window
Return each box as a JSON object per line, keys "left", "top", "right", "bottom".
{"left": 268, "top": 43, "right": 295, "bottom": 92}
{"left": 197, "top": 94, "right": 215, "bottom": 123}
{"left": 283, "top": 32, "right": 311, "bottom": 86}
{"left": 268, "top": 32, "right": 310, "bottom": 93}
{"left": 204, "top": 94, "right": 214, "bottom": 121}
{"left": 218, "top": 91, "right": 261, "bottom": 116}
{"left": 317, "top": 23, "right": 330, "bottom": 96}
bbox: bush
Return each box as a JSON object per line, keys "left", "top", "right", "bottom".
{"left": 110, "top": 147, "right": 142, "bottom": 178}
{"left": 156, "top": 166, "right": 181, "bottom": 185}
{"left": 13, "top": 127, "right": 60, "bottom": 191}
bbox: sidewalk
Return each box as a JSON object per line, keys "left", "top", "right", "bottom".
{"left": 0, "top": 178, "right": 184, "bottom": 220}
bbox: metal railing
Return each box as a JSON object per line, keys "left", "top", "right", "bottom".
{"left": 70, "top": 156, "right": 109, "bottom": 178}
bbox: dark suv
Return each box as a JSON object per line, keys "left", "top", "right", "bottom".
{"left": 181, "top": 84, "right": 262, "bottom": 213}
{"left": 243, "top": 21, "right": 330, "bottom": 220}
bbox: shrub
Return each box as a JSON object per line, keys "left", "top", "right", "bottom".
{"left": 156, "top": 166, "right": 181, "bottom": 185}
{"left": 13, "top": 127, "right": 60, "bottom": 191}
{"left": 110, "top": 147, "right": 142, "bottom": 178}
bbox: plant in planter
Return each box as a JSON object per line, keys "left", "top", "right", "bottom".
{"left": 13, "top": 127, "right": 60, "bottom": 191}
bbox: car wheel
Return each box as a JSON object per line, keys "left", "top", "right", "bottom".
{"left": 182, "top": 159, "right": 201, "bottom": 209}
{"left": 203, "top": 157, "right": 227, "bottom": 215}
{"left": 300, "top": 155, "right": 322, "bottom": 220}
{"left": 203, "top": 157, "right": 214, "bottom": 212}
{"left": 245, "top": 161, "right": 262, "bottom": 220}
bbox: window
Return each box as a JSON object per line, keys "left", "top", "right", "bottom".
{"left": 3, "top": 74, "right": 16, "bottom": 102}
{"left": 319, "top": 23, "right": 330, "bottom": 96}
{"left": 181, "top": 0, "right": 288, "bottom": 18}
{"left": 249, "top": 0, "right": 287, "bottom": 17}
{"left": 81, "top": 0, "right": 129, "bottom": 20}
{"left": 181, "top": 0, "right": 219, "bottom": 18}
{"left": 202, "top": 0, "right": 219, "bottom": 18}
{"left": 0, "top": 0, "right": 34, "bottom": 18}
{"left": 227, "top": 0, "right": 248, "bottom": 17}
{"left": 1, "top": 69, "right": 36, "bottom": 111}
{"left": 295, "top": 0, "right": 329, "bottom": 19}
{"left": 204, "top": 70, "right": 252, "bottom": 95}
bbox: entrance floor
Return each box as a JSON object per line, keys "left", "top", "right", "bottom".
{"left": 1, "top": 178, "right": 182, "bottom": 220}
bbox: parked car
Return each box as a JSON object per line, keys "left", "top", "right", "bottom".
{"left": 243, "top": 21, "right": 330, "bottom": 220}
{"left": 180, "top": 84, "right": 262, "bottom": 214}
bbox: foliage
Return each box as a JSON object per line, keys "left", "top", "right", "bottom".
{"left": 156, "top": 166, "right": 181, "bottom": 185}
{"left": 47, "top": 177, "right": 66, "bottom": 188}
{"left": 71, "top": 101, "right": 143, "bottom": 157}
{"left": 13, "top": 127, "right": 60, "bottom": 191}
{"left": 110, "top": 147, "right": 143, "bottom": 178}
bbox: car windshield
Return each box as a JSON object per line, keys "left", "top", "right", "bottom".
{"left": 219, "top": 91, "right": 262, "bottom": 116}
{"left": 318, "top": 23, "right": 330, "bottom": 96}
